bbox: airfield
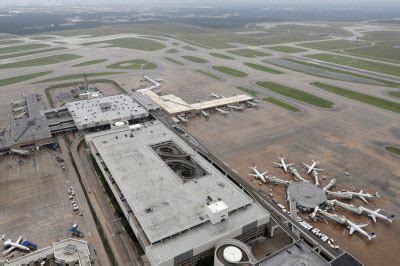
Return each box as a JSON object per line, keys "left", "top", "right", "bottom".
{"left": 0, "top": 21, "right": 400, "bottom": 265}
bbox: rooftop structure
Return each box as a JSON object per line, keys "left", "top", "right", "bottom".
{"left": 287, "top": 182, "right": 327, "bottom": 210}
{"left": 86, "top": 120, "right": 269, "bottom": 265}
{"left": 67, "top": 94, "right": 149, "bottom": 130}
{"left": 2, "top": 238, "right": 90, "bottom": 266}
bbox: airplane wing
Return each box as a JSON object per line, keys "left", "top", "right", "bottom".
{"left": 370, "top": 214, "right": 377, "bottom": 223}
{"left": 374, "top": 208, "right": 381, "bottom": 213}
{"left": 349, "top": 226, "right": 355, "bottom": 235}
{"left": 273, "top": 162, "right": 282, "bottom": 167}
{"left": 358, "top": 195, "right": 368, "bottom": 203}
{"left": 2, "top": 246, "right": 15, "bottom": 255}
{"left": 287, "top": 163, "right": 294, "bottom": 166}
{"left": 248, "top": 174, "right": 258, "bottom": 177}
{"left": 302, "top": 162, "right": 310, "bottom": 168}
{"left": 315, "top": 168, "right": 324, "bottom": 171}
{"left": 261, "top": 171, "right": 268, "bottom": 176}
{"left": 16, "top": 236, "right": 22, "bottom": 244}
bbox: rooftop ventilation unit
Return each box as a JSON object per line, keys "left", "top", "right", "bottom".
{"left": 205, "top": 200, "right": 228, "bottom": 224}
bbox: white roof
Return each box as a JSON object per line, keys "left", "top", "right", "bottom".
{"left": 207, "top": 201, "right": 228, "bottom": 213}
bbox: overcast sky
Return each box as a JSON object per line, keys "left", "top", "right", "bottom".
{"left": 2, "top": 0, "right": 400, "bottom": 7}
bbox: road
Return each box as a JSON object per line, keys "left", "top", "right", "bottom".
{"left": 70, "top": 133, "right": 142, "bottom": 266}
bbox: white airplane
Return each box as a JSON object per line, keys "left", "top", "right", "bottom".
{"left": 200, "top": 110, "right": 209, "bottom": 117}
{"left": 346, "top": 220, "right": 376, "bottom": 240}
{"left": 348, "top": 190, "right": 380, "bottom": 203}
{"left": 246, "top": 101, "right": 259, "bottom": 107}
{"left": 215, "top": 107, "right": 228, "bottom": 115}
{"left": 249, "top": 165, "right": 268, "bottom": 183}
{"left": 303, "top": 160, "right": 323, "bottom": 174}
{"left": 359, "top": 206, "right": 395, "bottom": 223}
{"left": 210, "top": 92, "right": 222, "bottom": 99}
{"left": 273, "top": 156, "right": 293, "bottom": 173}
{"left": 1, "top": 235, "right": 30, "bottom": 255}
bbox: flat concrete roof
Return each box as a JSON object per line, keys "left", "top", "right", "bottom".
{"left": 86, "top": 121, "right": 263, "bottom": 244}
{"left": 67, "top": 94, "right": 148, "bottom": 129}
{"left": 259, "top": 240, "right": 328, "bottom": 266}
{"left": 143, "top": 91, "right": 252, "bottom": 114}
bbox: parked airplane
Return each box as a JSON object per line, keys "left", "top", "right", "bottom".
{"left": 359, "top": 206, "right": 395, "bottom": 223}
{"left": 249, "top": 165, "right": 267, "bottom": 183}
{"left": 1, "top": 235, "right": 30, "bottom": 255}
{"left": 346, "top": 220, "right": 376, "bottom": 240}
{"left": 246, "top": 101, "right": 259, "bottom": 107}
{"left": 215, "top": 107, "right": 228, "bottom": 115}
{"left": 303, "top": 160, "right": 323, "bottom": 174}
{"left": 348, "top": 190, "right": 380, "bottom": 203}
{"left": 210, "top": 92, "right": 222, "bottom": 99}
{"left": 274, "top": 155, "right": 293, "bottom": 173}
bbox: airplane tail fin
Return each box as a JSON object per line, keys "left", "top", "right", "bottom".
{"left": 388, "top": 214, "right": 395, "bottom": 223}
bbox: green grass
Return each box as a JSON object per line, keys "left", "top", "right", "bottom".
{"left": 35, "top": 72, "right": 124, "bottom": 83}
{"left": 30, "top": 36, "right": 55, "bottom": 40}
{"left": 263, "top": 96, "right": 300, "bottom": 112}
{"left": 82, "top": 37, "right": 166, "bottom": 51}
{"left": 342, "top": 41, "right": 400, "bottom": 64}
{"left": 166, "top": 48, "right": 178, "bottom": 53}
{"left": 244, "top": 62, "right": 283, "bottom": 74}
{"left": 213, "top": 66, "right": 248, "bottom": 77}
{"left": 268, "top": 46, "right": 307, "bottom": 53}
{"left": 196, "top": 69, "right": 221, "bottom": 80}
{"left": 72, "top": 59, "right": 107, "bottom": 67}
{"left": 106, "top": 59, "right": 157, "bottom": 70}
{"left": 0, "top": 71, "right": 53, "bottom": 87}
{"left": 280, "top": 58, "right": 400, "bottom": 88}
{"left": 0, "top": 54, "right": 82, "bottom": 69}
{"left": 172, "top": 42, "right": 180, "bottom": 45}
{"left": 0, "top": 43, "right": 50, "bottom": 54}
{"left": 386, "top": 146, "right": 400, "bottom": 155}
{"left": 311, "top": 82, "right": 400, "bottom": 113}
{"left": 164, "top": 57, "right": 184, "bottom": 65}
{"left": 181, "top": 55, "right": 208, "bottom": 63}
{"left": 298, "top": 40, "right": 367, "bottom": 51}
{"left": 0, "top": 39, "right": 24, "bottom": 45}
{"left": 388, "top": 91, "right": 400, "bottom": 98}
{"left": 183, "top": 45, "right": 196, "bottom": 51}
{"left": 306, "top": 53, "right": 400, "bottom": 77}
{"left": 209, "top": 52, "right": 234, "bottom": 60}
{"left": 0, "top": 47, "right": 66, "bottom": 60}
{"left": 236, "top": 86, "right": 258, "bottom": 97}
{"left": 257, "top": 81, "right": 334, "bottom": 108}
{"left": 227, "top": 48, "right": 269, "bottom": 58}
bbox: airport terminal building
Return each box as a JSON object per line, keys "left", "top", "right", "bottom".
{"left": 85, "top": 120, "right": 270, "bottom": 265}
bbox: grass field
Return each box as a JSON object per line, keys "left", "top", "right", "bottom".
{"left": 209, "top": 52, "right": 234, "bottom": 60}
{"left": 106, "top": 59, "right": 157, "bottom": 70}
{"left": 183, "top": 45, "right": 196, "bottom": 51}
{"left": 72, "top": 59, "right": 107, "bottom": 67}
{"left": 30, "top": 36, "right": 55, "bottom": 40}
{"left": 35, "top": 72, "right": 123, "bottom": 83}
{"left": 267, "top": 46, "right": 308, "bottom": 53}
{"left": 227, "top": 48, "right": 269, "bottom": 58}
{"left": 236, "top": 86, "right": 258, "bottom": 97}
{"left": 196, "top": 69, "right": 221, "bottom": 80}
{"left": 306, "top": 53, "right": 400, "bottom": 77}
{"left": 212, "top": 66, "right": 248, "bottom": 77}
{"left": 0, "top": 39, "right": 24, "bottom": 45}
{"left": 0, "top": 71, "right": 53, "bottom": 87}
{"left": 0, "top": 54, "right": 82, "bottom": 69}
{"left": 312, "top": 82, "right": 400, "bottom": 112}
{"left": 263, "top": 96, "right": 300, "bottom": 112}
{"left": 166, "top": 49, "right": 178, "bottom": 53}
{"left": 386, "top": 146, "right": 400, "bottom": 155}
{"left": 298, "top": 40, "right": 367, "bottom": 51}
{"left": 388, "top": 91, "right": 400, "bottom": 98}
{"left": 0, "top": 47, "right": 66, "bottom": 60}
{"left": 164, "top": 57, "right": 184, "bottom": 65}
{"left": 282, "top": 58, "right": 400, "bottom": 88}
{"left": 257, "top": 81, "right": 334, "bottom": 108}
{"left": 82, "top": 37, "right": 166, "bottom": 51}
{"left": 0, "top": 43, "right": 50, "bottom": 54}
{"left": 343, "top": 41, "right": 400, "bottom": 64}
{"left": 181, "top": 55, "right": 208, "bottom": 63}
{"left": 362, "top": 31, "right": 400, "bottom": 42}
{"left": 244, "top": 62, "right": 283, "bottom": 74}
